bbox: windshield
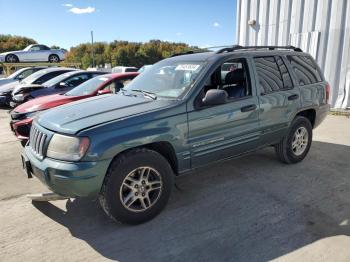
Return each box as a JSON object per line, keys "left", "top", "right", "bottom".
{"left": 66, "top": 76, "right": 111, "bottom": 96}
{"left": 43, "top": 72, "right": 75, "bottom": 87}
{"left": 7, "top": 68, "right": 27, "bottom": 79}
{"left": 21, "top": 69, "right": 52, "bottom": 84}
{"left": 124, "top": 60, "right": 205, "bottom": 98}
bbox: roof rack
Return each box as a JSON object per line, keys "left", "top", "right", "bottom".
{"left": 170, "top": 49, "right": 210, "bottom": 57}
{"left": 215, "top": 45, "right": 303, "bottom": 53}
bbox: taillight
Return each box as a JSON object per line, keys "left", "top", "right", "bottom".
{"left": 326, "top": 83, "right": 330, "bottom": 104}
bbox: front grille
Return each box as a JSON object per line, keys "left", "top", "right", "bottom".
{"left": 17, "top": 124, "right": 31, "bottom": 137}
{"left": 29, "top": 125, "right": 47, "bottom": 158}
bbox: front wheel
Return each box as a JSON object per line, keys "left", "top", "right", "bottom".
{"left": 275, "top": 116, "right": 313, "bottom": 164}
{"left": 99, "top": 148, "right": 174, "bottom": 224}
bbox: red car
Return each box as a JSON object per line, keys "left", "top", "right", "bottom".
{"left": 10, "top": 72, "right": 139, "bottom": 145}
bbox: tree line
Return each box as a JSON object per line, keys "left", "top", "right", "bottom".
{"left": 65, "top": 40, "right": 196, "bottom": 69}
{"left": 0, "top": 34, "right": 197, "bottom": 69}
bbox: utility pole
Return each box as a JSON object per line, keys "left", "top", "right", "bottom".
{"left": 91, "top": 30, "right": 95, "bottom": 68}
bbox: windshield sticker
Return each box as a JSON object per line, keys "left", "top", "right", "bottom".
{"left": 175, "top": 64, "right": 200, "bottom": 71}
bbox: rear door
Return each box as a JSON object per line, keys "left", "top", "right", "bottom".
{"left": 252, "top": 55, "right": 301, "bottom": 145}
{"left": 187, "top": 57, "right": 261, "bottom": 168}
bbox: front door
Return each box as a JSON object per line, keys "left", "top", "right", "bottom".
{"left": 187, "top": 58, "right": 261, "bottom": 168}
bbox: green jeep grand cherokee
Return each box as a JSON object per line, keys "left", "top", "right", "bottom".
{"left": 22, "top": 46, "right": 330, "bottom": 224}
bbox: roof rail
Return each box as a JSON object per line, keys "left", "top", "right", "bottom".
{"left": 215, "top": 45, "right": 303, "bottom": 53}
{"left": 170, "top": 49, "right": 210, "bottom": 57}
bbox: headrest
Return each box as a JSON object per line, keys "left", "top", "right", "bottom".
{"left": 225, "top": 69, "right": 244, "bottom": 85}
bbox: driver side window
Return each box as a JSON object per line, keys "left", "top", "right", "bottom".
{"left": 199, "top": 58, "right": 251, "bottom": 104}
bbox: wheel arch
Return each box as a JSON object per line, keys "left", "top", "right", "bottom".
{"left": 5, "top": 53, "right": 19, "bottom": 62}
{"left": 108, "top": 141, "right": 179, "bottom": 175}
{"left": 296, "top": 108, "right": 316, "bottom": 128}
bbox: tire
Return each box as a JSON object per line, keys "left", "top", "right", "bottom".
{"left": 48, "top": 54, "right": 60, "bottom": 63}
{"left": 5, "top": 54, "right": 19, "bottom": 63}
{"left": 275, "top": 116, "right": 313, "bottom": 164}
{"left": 99, "top": 148, "right": 174, "bottom": 225}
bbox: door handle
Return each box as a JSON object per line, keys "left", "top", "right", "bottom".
{"left": 241, "top": 104, "right": 257, "bottom": 112}
{"left": 288, "top": 94, "right": 299, "bottom": 100}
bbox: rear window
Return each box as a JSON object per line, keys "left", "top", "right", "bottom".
{"left": 287, "top": 55, "right": 322, "bottom": 86}
{"left": 254, "top": 56, "right": 293, "bottom": 94}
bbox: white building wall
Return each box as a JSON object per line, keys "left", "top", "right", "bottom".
{"left": 236, "top": 0, "right": 350, "bottom": 109}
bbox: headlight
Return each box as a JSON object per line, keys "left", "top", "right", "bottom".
{"left": 47, "top": 134, "right": 90, "bottom": 161}
{"left": 13, "top": 94, "right": 25, "bottom": 101}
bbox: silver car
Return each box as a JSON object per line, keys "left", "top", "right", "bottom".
{"left": 0, "top": 67, "right": 47, "bottom": 87}
{"left": 0, "top": 44, "right": 66, "bottom": 63}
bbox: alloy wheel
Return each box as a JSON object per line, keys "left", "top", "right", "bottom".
{"left": 119, "top": 166, "right": 163, "bottom": 212}
{"left": 292, "top": 126, "right": 309, "bottom": 156}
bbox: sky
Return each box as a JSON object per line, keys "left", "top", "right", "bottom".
{"left": 0, "top": 0, "right": 237, "bottom": 49}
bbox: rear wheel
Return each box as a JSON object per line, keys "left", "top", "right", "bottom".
{"left": 275, "top": 116, "right": 312, "bottom": 164}
{"left": 5, "top": 54, "right": 19, "bottom": 63}
{"left": 99, "top": 148, "right": 174, "bottom": 224}
{"left": 48, "top": 54, "right": 60, "bottom": 63}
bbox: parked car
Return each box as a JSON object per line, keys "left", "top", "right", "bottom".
{"left": 22, "top": 46, "right": 330, "bottom": 224}
{"left": 0, "top": 67, "right": 76, "bottom": 106}
{"left": 10, "top": 70, "right": 106, "bottom": 107}
{"left": 0, "top": 66, "right": 47, "bottom": 87}
{"left": 10, "top": 72, "right": 138, "bottom": 144}
{"left": 112, "top": 66, "right": 138, "bottom": 73}
{"left": 0, "top": 44, "right": 66, "bottom": 63}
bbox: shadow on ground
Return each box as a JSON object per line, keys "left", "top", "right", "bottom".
{"left": 33, "top": 141, "right": 350, "bottom": 262}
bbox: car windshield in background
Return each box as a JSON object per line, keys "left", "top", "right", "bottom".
{"left": 66, "top": 76, "right": 111, "bottom": 96}
{"left": 21, "top": 69, "right": 51, "bottom": 84}
{"left": 43, "top": 72, "right": 75, "bottom": 87}
{"left": 6, "top": 68, "right": 27, "bottom": 79}
{"left": 124, "top": 60, "right": 205, "bottom": 98}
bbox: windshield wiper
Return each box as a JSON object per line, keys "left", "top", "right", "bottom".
{"left": 130, "top": 89, "right": 157, "bottom": 100}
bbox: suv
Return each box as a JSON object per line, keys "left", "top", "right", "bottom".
{"left": 22, "top": 46, "right": 330, "bottom": 224}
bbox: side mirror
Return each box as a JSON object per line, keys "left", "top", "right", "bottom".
{"left": 202, "top": 89, "right": 228, "bottom": 106}
{"left": 97, "top": 89, "right": 112, "bottom": 95}
{"left": 58, "top": 82, "right": 68, "bottom": 88}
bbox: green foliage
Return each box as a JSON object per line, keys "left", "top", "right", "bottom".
{"left": 0, "top": 34, "right": 37, "bottom": 53}
{"left": 66, "top": 40, "right": 196, "bottom": 69}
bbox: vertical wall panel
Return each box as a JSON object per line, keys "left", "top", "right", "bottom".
{"left": 236, "top": 0, "right": 350, "bottom": 109}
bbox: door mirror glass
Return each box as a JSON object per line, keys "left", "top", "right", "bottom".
{"left": 58, "top": 82, "right": 68, "bottom": 88}
{"left": 202, "top": 89, "right": 228, "bottom": 106}
{"left": 97, "top": 89, "right": 112, "bottom": 95}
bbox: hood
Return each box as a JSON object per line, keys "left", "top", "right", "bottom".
{"left": 0, "top": 81, "right": 19, "bottom": 94}
{"left": 12, "top": 84, "right": 44, "bottom": 95}
{"left": 37, "top": 94, "right": 175, "bottom": 134}
{"left": 13, "top": 94, "right": 75, "bottom": 113}
{"left": 0, "top": 78, "right": 17, "bottom": 88}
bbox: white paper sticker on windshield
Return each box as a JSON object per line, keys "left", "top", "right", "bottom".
{"left": 175, "top": 64, "right": 200, "bottom": 71}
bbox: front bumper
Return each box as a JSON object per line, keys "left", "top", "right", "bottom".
{"left": 0, "top": 94, "right": 10, "bottom": 106}
{"left": 23, "top": 146, "right": 112, "bottom": 198}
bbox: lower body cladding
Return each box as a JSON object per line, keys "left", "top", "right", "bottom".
{"left": 23, "top": 146, "right": 111, "bottom": 198}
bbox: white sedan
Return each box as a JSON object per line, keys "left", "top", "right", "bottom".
{"left": 0, "top": 44, "right": 66, "bottom": 63}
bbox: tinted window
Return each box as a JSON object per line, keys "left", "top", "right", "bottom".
{"left": 125, "top": 68, "right": 138, "bottom": 72}
{"left": 62, "top": 73, "right": 90, "bottom": 87}
{"left": 254, "top": 56, "right": 284, "bottom": 93}
{"left": 35, "top": 71, "right": 67, "bottom": 84}
{"left": 287, "top": 55, "right": 322, "bottom": 86}
{"left": 275, "top": 56, "right": 293, "bottom": 89}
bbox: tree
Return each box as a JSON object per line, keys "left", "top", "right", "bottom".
{"left": 0, "top": 34, "right": 37, "bottom": 53}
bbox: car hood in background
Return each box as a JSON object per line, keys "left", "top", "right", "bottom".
{"left": 13, "top": 94, "right": 78, "bottom": 113}
{"left": 0, "top": 78, "right": 17, "bottom": 87}
{"left": 12, "top": 84, "right": 44, "bottom": 95}
{"left": 0, "top": 81, "right": 20, "bottom": 93}
{"left": 37, "top": 94, "right": 176, "bottom": 134}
